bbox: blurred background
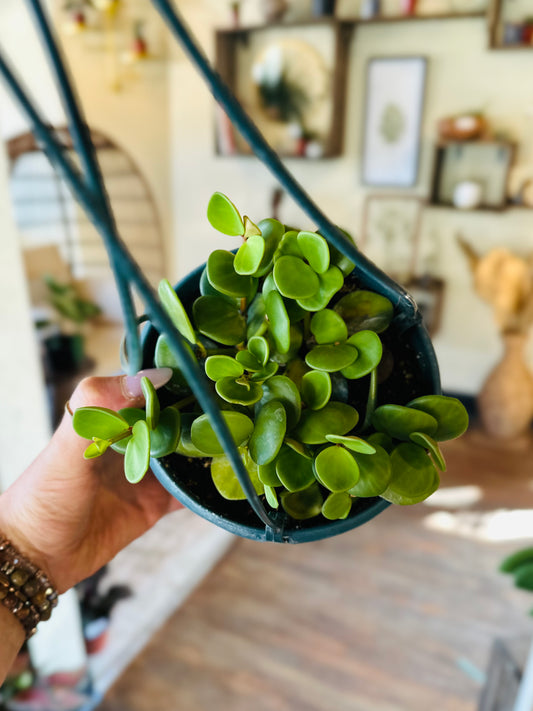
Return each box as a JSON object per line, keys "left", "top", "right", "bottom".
{"left": 2, "top": 0, "right": 533, "bottom": 709}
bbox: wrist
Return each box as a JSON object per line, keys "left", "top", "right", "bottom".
{"left": 0, "top": 532, "right": 59, "bottom": 640}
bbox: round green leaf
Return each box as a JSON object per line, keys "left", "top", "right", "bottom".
{"left": 207, "top": 250, "right": 253, "bottom": 298}
{"left": 367, "top": 431, "right": 394, "bottom": 453}
{"left": 175, "top": 413, "right": 207, "bottom": 458}
{"left": 281, "top": 483, "right": 323, "bottom": 520}
{"left": 248, "top": 336, "right": 269, "bottom": 367}
{"left": 110, "top": 407, "right": 145, "bottom": 454}
{"left": 274, "top": 230, "right": 304, "bottom": 260}
{"left": 207, "top": 192, "right": 244, "bottom": 236}
{"left": 211, "top": 448, "right": 264, "bottom": 500}
{"left": 154, "top": 334, "right": 194, "bottom": 396}
{"left": 314, "top": 446, "right": 360, "bottom": 492}
{"left": 257, "top": 375, "right": 301, "bottom": 429}
{"left": 265, "top": 290, "right": 291, "bottom": 354}
{"left": 205, "top": 355, "right": 244, "bottom": 381}
{"left": 381, "top": 443, "right": 439, "bottom": 505}
{"left": 215, "top": 377, "right": 263, "bottom": 406}
{"left": 250, "top": 361, "right": 279, "bottom": 383}
{"left": 310, "top": 309, "right": 348, "bottom": 345}
{"left": 322, "top": 492, "right": 353, "bottom": 520}
{"left": 262, "top": 272, "right": 277, "bottom": 297}
{"left": 141, "top": 376, "right": 159, "bottom": 431}
{"left": 264, "top": 485, "right": 279, "bottom": 509}
{"left": 124, "top": 419, "right": 151, "bottom": 484}
{"left": 193, "top": 295, "right": 246, "bottom": 345}
{"left": 200, "top": 267, "right": 233, "bottom": 300}
{"left": 409, "top": 431, "right": 446, "bottom": 472}
{"left": 234, "top": 235, "right": 265, "bottom": 275}
{"left": 334, "top": 290, "right": 394, "bottom": 334}
{"left": 150, "top": 406, "right": 181, "bottom": 458}
{"left": 297, "top": 266, "right": 344, "bottom": 312}
{"left": 276, "top": 446, "right": 316, "bottom": 492}
{"left": 325, "top": 434, "right": 376, "bottom": 454}
{"left": 158, "top": 279, "right": 196, "bottom": 344}
{"left": 329, "top": 242, "right": 356, "bottom": 276}
{"left": 294, "top": 402, "right": 359, "bottom": 444}
{"left": 249, "top": 400, "right": 287, "bottom": 465}
{"left": 305, "top": 344, "right": 358, "bottom": 372}
{"left": 235, "top": 349, "right": 263, "bottom": 372}
{"left": 270, "top": 324, "right": 303, "bottom": 364}
{"left": 301, "top": 370, "right": 332, "bottom": 410}
{"left": 190, "top": 411, "right": 254, "bottom": 455}
{"left": 273, "top": 256, "right": 320, "bottom": 300}
{"left": 342, "top": 330, "right": 383, "bottom": 379}
{"left": 258, "top": 460, "right": 282, "bottom": 486}
{"left": 297, "top": 231, "right": 330, "bottom": 274}
{"left": 372, "top": 404, "right": 438, "bottom": 441}
{"left": 255, "top": 218, "right": 285, "bottom": 277}
{"left": 246, "top": 294, "right": 268, "bottom": 339}
{"left": 73, "top": 407, "right": 129, "bottom": 440}
{"left": 284, "top": 438, "right": 313, "bottom": 459}
{"left": 348, "top": 444, "right": 392, "bottom": 497}
{"left": 407, "top": 395, "right": 469, "bottom": 441}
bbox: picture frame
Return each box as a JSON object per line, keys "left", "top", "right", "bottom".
{"left": 362, "top": 56, "right": 427, "bottom": 187}
{"left": 215, "top": 21, "right": 353, "bottom": 159}
{"left": 360, "top": 194, "right": 425, "bottom": 282}
{"left": 429, "top": 141, "right": 515, "bottom": 211}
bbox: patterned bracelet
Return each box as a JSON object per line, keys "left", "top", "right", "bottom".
{"left": 0, "top": 533, "right": 58, "bottom": 639}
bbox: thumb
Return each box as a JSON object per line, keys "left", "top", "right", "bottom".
{"left": 68, "top": 367, "right": 173, "bottom": 413}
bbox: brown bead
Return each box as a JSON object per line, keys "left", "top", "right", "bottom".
{"left": 31, "top": 590, "right": 47, "bottom": 607}
{"left": 0, "top": 571, "right": 10, "bottom": 586}
{"left": 0, "top": 588, "right": 7, "bottom": 600}
{"left": 10, "top": 569, "right": 30, "bottom": 587}
{"left": 3, "top": 594, "right": 21, "bottom": 613}
{"left": 40, "top": 607, "right": 52, "bottom": 621}
{"left": 22, "top": 579, "right": 39, "bottom": 597}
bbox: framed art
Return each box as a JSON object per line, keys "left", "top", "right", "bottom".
{"left": 360, "top": 194, "right": 425, "bottom": 282}
{"left": 429, "top": 140, "right": 514, "bottom": 210}
{"left": 362, "top": 56, "right": 427, "bottom": 187}
{"left": 215, "top": 20, "right": 353, "bottom": 158}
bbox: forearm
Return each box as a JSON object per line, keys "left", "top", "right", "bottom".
{"left": 0, "top": 604, "right": 25, "bottom": 686}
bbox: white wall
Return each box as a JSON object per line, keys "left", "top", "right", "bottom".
{"left": 169, "top": 0, "right": 533, "bottom": 395}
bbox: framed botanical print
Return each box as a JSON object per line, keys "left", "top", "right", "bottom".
{"left": 362, "top": 56, "right": 427, "bottom": 187}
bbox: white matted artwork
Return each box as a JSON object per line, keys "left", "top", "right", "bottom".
{"left": 362, "top": 56, "right": 427, "bottom": 187}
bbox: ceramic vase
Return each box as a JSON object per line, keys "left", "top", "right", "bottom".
{"left": 478, "top": 331, "right": 533, "bottom": 440}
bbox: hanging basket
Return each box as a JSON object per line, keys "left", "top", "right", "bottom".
{"left": 140, "top": 258, "right": 441, "bottom": 544}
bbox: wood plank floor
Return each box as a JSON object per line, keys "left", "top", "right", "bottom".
{"left": 98, "top": 428, "right": 533, "bottom": 711}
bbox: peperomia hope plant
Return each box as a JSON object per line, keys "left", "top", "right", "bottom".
{"left": 72, "top": 193, "right": 469, "bottom": 522}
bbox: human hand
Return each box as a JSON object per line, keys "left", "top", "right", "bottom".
{"left": 0, "top": 368, "right": 182, "bottom": 594}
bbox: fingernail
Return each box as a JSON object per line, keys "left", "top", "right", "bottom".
{"left": 122, "top": 367, "right": 173, "bottom": 399}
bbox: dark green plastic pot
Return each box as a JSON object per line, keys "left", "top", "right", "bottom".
{"left": 142, "top": 261, "right": 441, "bottom": 544}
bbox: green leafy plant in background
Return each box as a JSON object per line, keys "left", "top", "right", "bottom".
{"left": 44, "top": 275, "right": 101, "bottom": 328}
{"left": 501, "top": 548, "right": 533, "bottom": 614}
{"left": 72, "top": 192, "right": 469, "bottom": 522}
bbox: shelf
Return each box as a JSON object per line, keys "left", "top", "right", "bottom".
{"left": 217, "top": 11, "right": 486, "bottom": 36}
{"left": 427, "top": 202, "right": 533, "bottom": 213}
{"left": 346, "top": 11, "right": 486, "bottom": 24}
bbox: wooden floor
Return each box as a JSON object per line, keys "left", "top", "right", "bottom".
{"left": 98, "top": 428, "right": 533, "bottom": 711}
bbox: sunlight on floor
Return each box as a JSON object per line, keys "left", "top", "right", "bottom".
{"left": 423, "top": 508, "right": 533, "bottom": 543}
{"left": 424, "top": 485, "right": 483, "bottom": 508}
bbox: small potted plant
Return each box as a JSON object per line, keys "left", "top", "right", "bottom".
{"left": 71, "top": 193, "right": 468, "bottom": 542}
{"left": 41, "top": 276, "right": 101, "bottom": 375}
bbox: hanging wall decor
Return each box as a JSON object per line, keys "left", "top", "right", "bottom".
{"left": 362, "top": 56, "right": 427, "bottom": 187}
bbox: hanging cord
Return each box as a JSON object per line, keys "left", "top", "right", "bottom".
{"left": 0, "top": 0, "right": 279, "bottom": 531}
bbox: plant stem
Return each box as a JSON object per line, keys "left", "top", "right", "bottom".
{"left": 362, "top": 368, "right": 378, "bottom": 432}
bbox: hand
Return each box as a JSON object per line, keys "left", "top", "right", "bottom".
{"left": 0, "top": 368, "right": 182, "bottom": 593}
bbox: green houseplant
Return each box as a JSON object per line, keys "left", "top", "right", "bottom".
{"left": 41, "top": 275, "right": 101, "bottom": 374}
{"left": 71, "top": 193, "right": 468, "bottom": 541}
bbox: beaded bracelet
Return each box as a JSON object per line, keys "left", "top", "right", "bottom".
{"left": 0, "top": 534, "right": 58, "bottom": 639}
